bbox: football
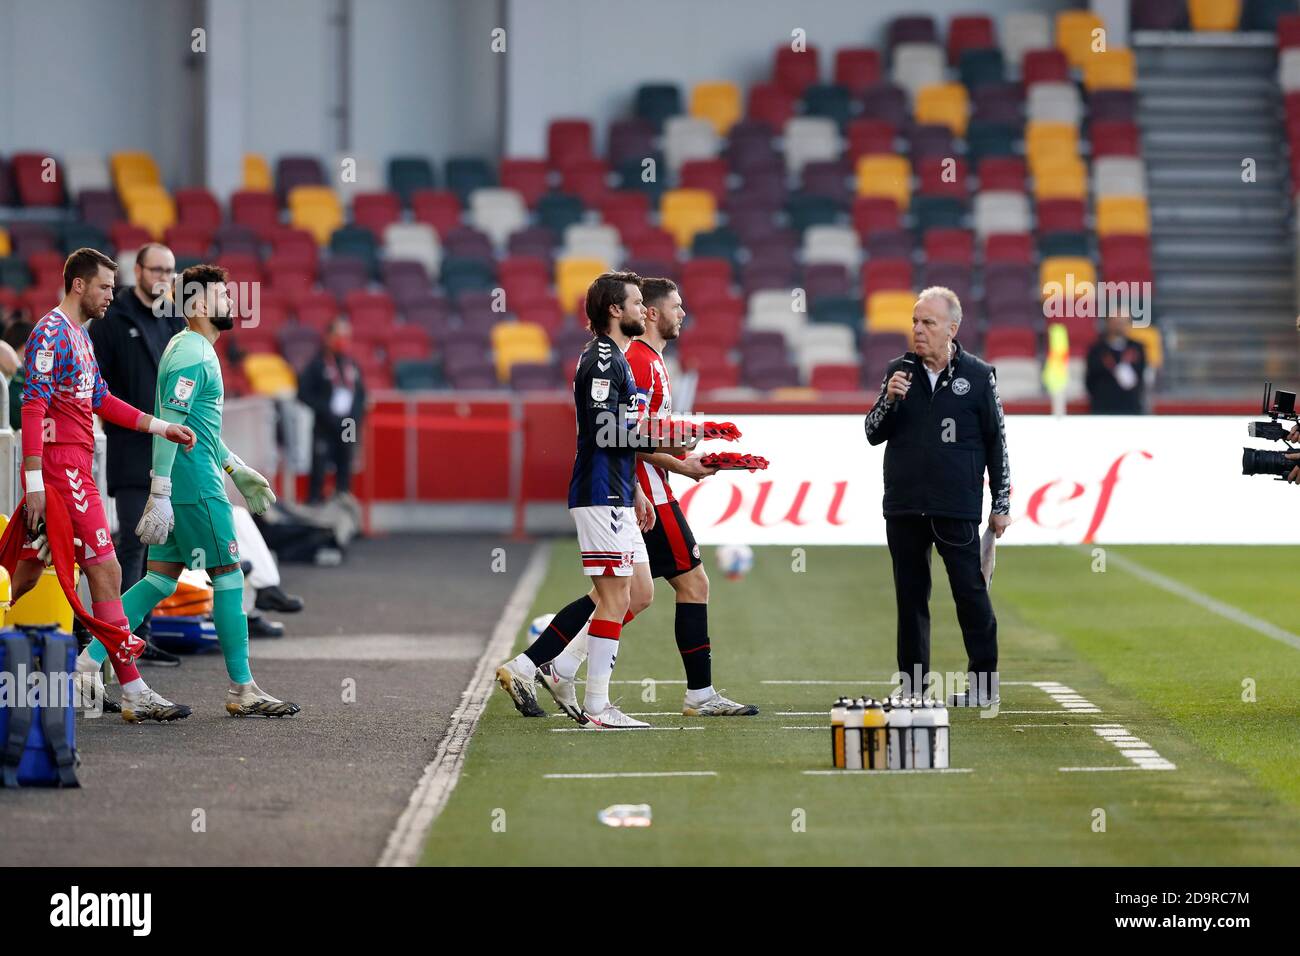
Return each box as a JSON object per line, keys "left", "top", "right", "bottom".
{"left": 715, "top": 544, "right": 755, "bottom": 580}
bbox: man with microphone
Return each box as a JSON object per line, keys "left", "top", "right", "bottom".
{"left": 864, "top": 287, "right": 1011, "bottom": 707}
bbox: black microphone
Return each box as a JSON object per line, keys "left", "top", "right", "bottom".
{"left": 887, "top": 354, "right": 916, "bottom": 404}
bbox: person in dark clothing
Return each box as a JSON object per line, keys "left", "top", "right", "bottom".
{"left": 298, "top": 317, "right": 366, "bottom": 503}
{"left": 88, "top": 243, "right": 185, "bottom": 663}
{"left": 1085, "top": 312, "right": 1148, "bottom": 415}
{"left": 864, "top": 287, "right": 1011, "bottom": 708}
{"left": 3, "top": 320, "right": 34, "bottom": 431}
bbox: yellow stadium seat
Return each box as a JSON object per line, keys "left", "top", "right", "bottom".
{"left": 556, "top": 256, "right": 611, "bottom": 313}
{"left": 1127, "top": 324, "right": 1163, "bottom": 370}
{"left": 1031, "top": 157, "right": 1088, "bottom": 200}
{"left": 1189, "top": 0, "right": 1242, "bottom": 31}
{"left": 288, "top": 185, "right": 344, "bottom": 245}
{"left": 0, "top": 227, "right": 10, "bottom": 257}
{"left": 866, "top": 290, "right": 917, "bottom": 334}
{"left": 243, "top": 353, "right": 298, "bottom": 397}
{"left": 110, "top": 151, "right": 160, "bottom": 195}
{"left": 660, "top": 189, "right": 717, "bottom": 249}
{"left": 492, "top": 322, "right": 552, "bottom": 381}
{"left": 770, "top": 387, "right": 818, "bottom": 401}
{"left": 914, "top": 83, "right": 970, "bottom": 138}
{"left": 855, "top": 155, "right": 912, "bottom": 209}
{"left": 1082, "top": 48, "right": 1136, "bottom": 91}
{"left": 128, "top": 200, "right": 177, "bottom": 240}
{"left": 1039, "top": 256, "right": 1096, "bottom": 298}
{"left": 1025, "top": 122, "right": 1079, "bottom": 166}
{"left": 243, "top": 153, "right": 273, "bottom": 191}
{"left": 1055, "top": 10, "right": 1106, "bottom": 70}
{"left": 690, "top": 81, "right": 743, "bottom": 136}
{"left": 1096, "top": 196, "right": 1150, "bottom": 236}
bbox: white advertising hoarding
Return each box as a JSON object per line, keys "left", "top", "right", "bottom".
{"left": 669, "top": 415, "right": 1296, "bottom": 545}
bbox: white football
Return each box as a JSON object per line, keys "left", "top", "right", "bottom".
{"left": 527, "top": 613, "right": 556, "bottom": 642}
{"left": 715, "top": 544, "right": 755, "bottom": 580}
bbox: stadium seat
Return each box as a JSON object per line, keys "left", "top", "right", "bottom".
{"left": 863, "top": 257, "right": 914, "bottom": 296}
{"left": 959, "top": 48, "right": 1006, "bottom": 91}
{"left": 445, "top": 157, "right": 496, "bottom": 204}
{"left": 388, "top": 157, "right": 436, "bottom": 205}
{"left": 1055, "top": 10, "right": 1106, "bottom": 69}
{"left": 977, "top": 156, "right": 1027, "bottom": 193}
{"left": 887, "top": 16, "right": 939, "bottom": 56}
{"left": 803, "top": 84, "right": 854, "bottom": 129}
{"left": 663, "top": 116, "right": 720, "bottom": 173}
{"left": 949, "top": 15, "right": 996, "bottom": 65}
{"left": 924, "top": 227, "right": 974, "bottom": 265}
{"left": 917, "top": 156, "right": 970, "bottom": 200}
{"left": 547, "top": 119, "right": 594, "bottom": 171}
{"left": 690, "top": 81, "right": 742, "bottom": 135}
{"left": 1031, "top": 157, "right": 1088, "bottom": 202}
{"left": 1082, "top": 48, "right": 1136, "bottom": 92}
{"left": 1025, "top": 122, "right": 1080, "bottom": 170}
{"left": 914, "top": 83, "right": 970, "bottom": 137}
{"left": 966, "top": 121, "right": 1019, "bottom": 165}
{"left": 276, "top": 155, "right": 325, "bottom": 203}
{"left": 773, "top": 45, "right": 822, "bottom": 96}
{"left": 231, "top": 189, "right": 279, "bottom": 237}
{"left": 745, "top": 83, "right": 796, "bottom": 130}
{"left": 855, "top": 155, "right": 911, "bottom": 209}
{"left": 563, "top": 222, "right": 622, "bottom": 263}
{"left": 289, "top": 186, "right": 344, "bottom": 245}
{"left": 635, "top": 83, "right": 683, "bottom": 129}
{"left": 811, "top": 363, "right": 864, "bottom": 391}
{"left": 659, "top": 189, "right": 716, "bottom": 249}
{"left": 242, "top": 153, "right": 273, "bottom": 192}
{"left": 1022, "top": 48, "right": 1070, "bottom": 86}
{"left": 1279, "top": 12, "right": 1300, "bottom": 46}
{"left": 866, "top": 290, "right": 916, "bottom": 334}
{"left": 974, "top": 192, "right": 1031, "bottom": 238}
{"left": 64, "top": 152, "right": 111, "bottom": 196}
{"left": 1002, "top": 12, "right": 1052, "bottom": 68}
{"left": 491, "top": 321, "right": 551, "bottom": 382}
{"left": 859, "top": 83, "right": 910, "bottom": 126}
{"left": 411, "top": 189, "right": 462, "bottom": 236}
{"left": 243, "top": 353, "right": 297, "bottom": 397}
{"left": 332, "top": 153, "right": 383, "bottom": 205}
{"left": 1096, "top": 196, "right": 1151, "bottom": 236}
{"left": 834, "top": 48, "right": 882, "bottom": 93}
{"left": 468, "top": 188, "right": 529, "bottom": 248}
{"left": 783, "top": 117, "right": 841, "bottom": 175}
{"left": 174, "top": 187, "right": 222, "bottom": 230}
{"left": 110, "top": 151, "right": 161, "bottom": 197}
{"left": 1039, "top": 256, "right": 1096, "bottom": 297}
{"left": 11, "top": 153, "right": 65, "bottom": 206}
{"left": 560, "top": 158, "right": 612, "bottom": 207}
{"left": 891, "top": 43, "right": 945, "bottom": 101}
{"left": 382, "top": 223, "right": 440, "bottom": 276}
{"left": 1127, "top": 324, "right": 1163, "bottom": 369}
{"left": 499, "top": 159, "right": 550, "bottom": 208}
{"left": 911, "top": 195, "right": 964, "bottom": 231}
{"left": 802, "top": 225, "right": 861, "bottom": 270}
{"left": 555, "top": 256, "right": 609, "bottom": 314}
{"left": 124, "top": 185, "right": 177, "bottom": 239}
{"left": 1093, "top": 156, "right": 1147, "bottom": 197}
{"left": 846, "top": 119, "right": 897, "bottom": 162}
{"left": 1188, "top": 0, "right": 1243, "bottom": 30}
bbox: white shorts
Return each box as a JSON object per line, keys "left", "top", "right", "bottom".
{"left": 571, "top": 505, "right": 648, "bottom": 576}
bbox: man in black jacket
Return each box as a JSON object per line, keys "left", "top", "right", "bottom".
{"left": 298, "top": 317, "right": 366, "bottom": 503}
{"left": 864, "top": 287, "right": 1011, "bottom": 707}
{"left": 89, "top": 243, "right": 185, "bottom": 663}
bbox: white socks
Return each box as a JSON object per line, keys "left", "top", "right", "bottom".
{"left": 510, "top": 652, "right": 537, "bottom": 681}
{"left": 121, "top": 678, "right": 147, "bottom": 695}
{"left": 685, "top": 685, "right": 716, "bottom": 707}
{"left": 550, "top": 622, "right": 590, "bottom": 680}
{"left": 584, "top": 636, "right": 619, "bottom": 713}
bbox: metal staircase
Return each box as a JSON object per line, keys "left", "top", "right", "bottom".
{"left": 1134, "top": 33, "right": 1299, "bottom": 396}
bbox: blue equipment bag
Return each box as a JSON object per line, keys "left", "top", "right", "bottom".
{"left": 0, "top": 626, "right": 79, "bottom": 787}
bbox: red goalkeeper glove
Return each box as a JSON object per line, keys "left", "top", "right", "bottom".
{"left": 700, "top": 421, "right": 742, "bottom": 441}
{"left": 700, "top": 452, "right": 769, "bottom": 472}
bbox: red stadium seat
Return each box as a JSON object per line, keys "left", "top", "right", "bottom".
{"left": 681, "top": 258, "right": 733, "bottom": 294}
{"left": 833, "top": 48, "right": 882, "bottom": 94}
{"left": 560, "top": 159, "right": 611, "bottom": 207}
{"left": 847, "top": 119, "right": 898, "bottom": 161}
{"left": 862, "top": 258, "right": 914, "bottom": 294}
{"left": 109, "top": 222, "right": 153, "bottom": 251}
{"left": 175, "top": 188, "right": 223, "bottom": 230}
{"left": 26, "top": 251, "right": 64, "bottom": 287}
{"left": 385, "top": 325, "right": 434, "bottom": 362}
{"left": 1036, "top": 199, "right": 1086, "bottom": 234}
{"left": 917, "top": 157, "right": 969, "bottom": 199}
{"left": 11, "top": 153, "right": 65, "bottom": 207}
{"left": 601, "top": 207, "right": 653, "bottom": 243}
{"left": 164, "top": 224, "right": 214, "bottom": 256}
{"left": 852, "top": 197, "right": 902, "bottom": 238}
{"left": 746, "top": 83, "right": 796, "bottom": 128}
{"left": 411, "top": 189, "right": 462, "bottom": 236}
{"left": 216, "top": 252, "right": 263, "bottom": 287}
{"left": 22, "top": 285, "right": 63, "bottom": 319}
{"left": 1089, "top": 121, "right": 1142, "bottom": 157}
{"left": 500, "top": 158, "right": 551, "bottom": 208}
{"left": 680, "top": 159, "right": 730, "bottom": 202}
{"left": 293, "top": 290, "right": 341, "bottom": 329}
{"left": 231, "top": 190, "right": 279, "bottom": 237}
{"left": 983, "top": 233, "right": 1034, "bottom": 264}
{"left": 984, "top": 326, "right": 1038, "bottom": 358}
{"left": 270, "top": 227, "right": 320, "bottom": 264}
{"left": 626, "top": 230, "right": 677, "bottom": 262}
{"left": 773, "top": 45, "right": 822, "bottom": 96}
{"left": 811, "top": 363, "right": 863, "bottom": 391}
{"left": 547, "top": 119, "right": 595, "bottom": 171}
{"left": 1022, "top": 49, "right": 1070, "bottom": 86}
{"left": 352, "top": 192, "right": 402, "bottom": 236}
{"left": 515, "top": 299, "right": 565, "bottom": 333}
{"left": 947, "top": 15, "right": 996, "bottom": 66}
{"left": 345, "top": 290, "right": 395, "bottom": 322}
{"left": 923, "top": 228, "right": 974, "bottom": 265}
{"left": 977, "top": 157, "right": 1027, "bottom": 193}
{"left": 1280, "top": 14, "right": 1300, "bottom": 48}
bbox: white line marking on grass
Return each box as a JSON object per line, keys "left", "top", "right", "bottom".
{"left": 544, "top": 771, "right": 717, "bottom": 779}
{"left": 777, "top": 711, "right": 828, "bottom": 716}
{"left": 1107, "top": 551, "right": 1300, "bottom": 652}
{"left": 761, "top": 680, "right": 898, "bottom": 686}
{"left": 782, "top": 726, "right": 825, "bottom": 730}
{"left": 1001, "top": 709, "right": 1100, "bottom": 715}
{"left": 377, "top": 542, "right": 551, "bottom": 868}
{"left": 548, "top": 726, "right": 703, "bottom": 733}
{"left": 803, "top": 769, "right": 974, "bottom": 776}
{"left": 1058, "top": 766, "right": 1165, "bottom": 772}
{"left": 1089, "top": 725, "right": 1176, "bottom": 770}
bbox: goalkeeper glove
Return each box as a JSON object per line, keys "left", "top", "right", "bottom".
{"left": 224, "top": 452, "right": 276, "bottom": 515}
{"left": 135, "top": 475, "right": 175, "bottom": 546}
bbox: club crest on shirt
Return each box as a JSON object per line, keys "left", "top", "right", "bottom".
{"left": 590, "top": 378, "right": 610, "bottom": 402}
{"left": 35, "top": 349, "right": 53, "bottom": 373}
{"left": 951, "top": 377, "right": 970, "bottom": 396}
{"left": 174, "top": 376, "right": 195, "bottom": 400}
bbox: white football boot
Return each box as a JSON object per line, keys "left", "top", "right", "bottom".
{"left": 583, "top": 703, "right": 650, "bottom": 729}
{"left": 121, "top": 687, "right": 192, "bottom": 723}
{"left": 536, "top": 662, "right": 586, "bottom": 724}
{"left": 682, "top": 691, "right": 759, "bottom": 717}
{"left": 495, "top": 658, "right": 545, "bottom": 717}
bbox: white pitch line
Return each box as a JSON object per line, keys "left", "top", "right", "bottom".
{"left": 377, "top": 542, "right": 551, "bottom": 867}
{"left": 544, "top": 771, "right": 717, "bottom": 779}
{"left": 1000, "top": 709, "right": 1099, "bottom": 715}
{"left": 761, "top": 680, "right": 1046, "bottom": 686}
{"left": 1059, "top": 766, "right": 1176, "bottom": 773}
{"left": 1106, "top": 550, "right": 1300, "bottom": 652}
{"left": 782, "top": 726, "right": 825, "bottom": 730}
{"left": 803, "top": 768, "right": 974, "bottom": 776}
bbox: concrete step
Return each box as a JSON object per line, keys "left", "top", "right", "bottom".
{"left": 1151, "top": 203, "right": 1292, "bottom": 228}
{"left": 1148, "top": 185, "right": 1291, "bottom": 207}
{"left": 1146, "top": 162, "right": 1288, "bottom": 189}
{"left": 1142, "top": 128, "right": 1283, "bottom": 152}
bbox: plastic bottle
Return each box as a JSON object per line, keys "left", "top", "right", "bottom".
{"left": 830, "top": 696, "right": 849, "bottom": 768}
{"left": 911, "top": 699, "right": 936, "bottom": 769}
{"left": 933, "top": 698, "right": 950, "bottom": 769}
{"left": 844, "top": 698, "right": 865, "bottom": 770}
{"left": 862, "top": 698, "right": 888, "bottom": 769}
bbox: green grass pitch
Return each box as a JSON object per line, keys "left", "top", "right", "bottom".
{"left": 421, "top": 544, "right": 1300, "bottom": 865}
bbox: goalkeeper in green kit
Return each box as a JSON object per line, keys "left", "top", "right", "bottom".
{"left": 110, "top": 263, "right": 299, "bottom": 716}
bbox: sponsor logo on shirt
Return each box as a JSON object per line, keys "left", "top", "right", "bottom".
{"left": 591, "top": 378, "right": 610, "bottom": 402}
{"left": 174, "top": 376, "right": 195, "bottom": 401}
{"left": 951, "top": 377, "right": 970, "bottom": 396}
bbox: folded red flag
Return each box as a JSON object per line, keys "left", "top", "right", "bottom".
{"left": 700, "top": 452, "right": 769, "bottom": 472}
{"left": 700, "top": 421, "right": 742, "bottom": 441}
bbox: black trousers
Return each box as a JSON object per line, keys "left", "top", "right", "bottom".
{"left": 113, "top": 484, "right": 152, "bottom": 640}
{"left": 309, "top": 428, "right": 355, "bottom": 502}
{"left": 885, "top": 514, "right": 997, "bottom": 695}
